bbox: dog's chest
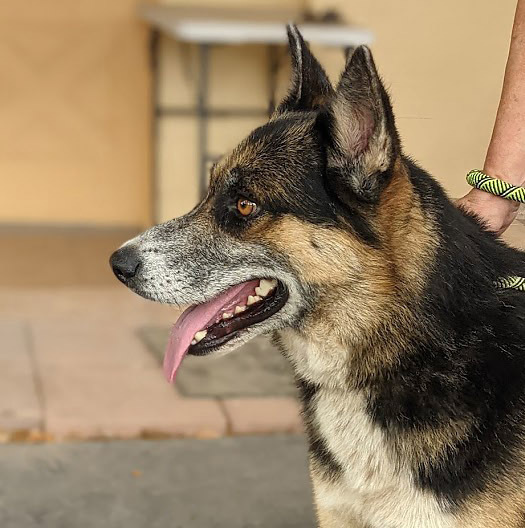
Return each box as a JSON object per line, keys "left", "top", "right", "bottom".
{"left": 281, "top": 330, "right": 455, "bottom": 528}
{"left": 313, "top": 388, "right": 454, "bottom": 527}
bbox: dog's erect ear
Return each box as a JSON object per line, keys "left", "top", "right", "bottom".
{"left": 275, "top": 25, "right": 334, "bottom": 115}
{"left": 327, "top": 46, "right": 400, "bottom": 204}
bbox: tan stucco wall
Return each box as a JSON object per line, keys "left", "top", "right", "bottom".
{"left": 1, "top": 0, "right": 517, "bottom": 226}
{"left": 0, "top": 0, "right": 151, "bottom": 227}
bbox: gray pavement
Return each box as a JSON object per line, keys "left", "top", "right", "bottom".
{"left": 0, "top": 435, "right": 316, "bottom": 528}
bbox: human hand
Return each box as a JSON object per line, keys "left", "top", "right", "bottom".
{"left": 456, "top": 187, "right": 520, "bottom": 236}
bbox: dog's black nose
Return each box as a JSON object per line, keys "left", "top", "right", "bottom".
{"left": 110, "top": 246, "right": 141, "bottom": 283}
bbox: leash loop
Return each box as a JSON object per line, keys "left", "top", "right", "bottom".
{"left": 466, "top": 169, "right": 525, "bottom": 204}
{"left": 494, "top": 276, "right": 525, "bottom": 291}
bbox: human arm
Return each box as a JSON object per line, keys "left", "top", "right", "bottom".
{"left": 457, "top": 0, "right": 525, "bottom": 234}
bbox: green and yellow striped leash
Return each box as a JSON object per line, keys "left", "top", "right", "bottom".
{"left": 466, "top": 169, "right": 525, "bottom": 204}
{"left": 493, "top": 276, "right": 525, "bottom": 291}
{"left": 466, "top": 169, "right": 525, "bottom": 291}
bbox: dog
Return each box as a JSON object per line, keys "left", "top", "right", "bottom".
{"left": 110, "top": 25, "right": 525, "bottom": 527}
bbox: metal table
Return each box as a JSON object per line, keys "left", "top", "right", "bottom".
{"left": 139, "top": 4, "right": 374, "bottom": 210}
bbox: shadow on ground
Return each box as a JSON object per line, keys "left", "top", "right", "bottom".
{"left": 140, "top": 329, "right": 297, "bottom": 398}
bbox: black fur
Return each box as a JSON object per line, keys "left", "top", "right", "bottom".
{"left": 368, "top": 158, "right": 525, "bottom": 505}
{"left": 296, "top": 377, "right": 343, "bottom": 481}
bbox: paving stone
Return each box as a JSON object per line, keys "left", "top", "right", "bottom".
{"left": 34, "top": 323, "right": 226, "bottom": 439}
{"left": 0, "top": 290, "right": 225, "bottom": 440}
{"left": 0, "top": 320, "right": 41, "bottom": 432}
{"left": 222, "top": 397, "right": 303, "bottom": 435}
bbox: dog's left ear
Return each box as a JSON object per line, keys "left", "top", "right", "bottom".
{"left": 275, "top": 24, "right": 334, "bottom": 115}
{"left": 326, "top": 46, "right": 400, "bottom": 204}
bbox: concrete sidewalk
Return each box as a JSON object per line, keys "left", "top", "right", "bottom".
{"left": 0, "top": 435, "right": 316, "bottom": 528}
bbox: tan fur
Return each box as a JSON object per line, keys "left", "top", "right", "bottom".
{"left": 376, "top": 158, "right": 437, "bottom": 290}
{"left": 393, "top": 417, "right": 474, "bottom": 474}
{"left": 458, "top": 473, "right": 525, "bottom": 528}
{"left": 264, "top": 159, "right": 468, "bottom": 527}
{"left": 220, "top": 133, "right": 525, "bottom": 526}
{"left": 268, "top": 156, "right": 523, "bottom": 526}
{"left": 282, "top": 331, "right": 455, "bottom": 527}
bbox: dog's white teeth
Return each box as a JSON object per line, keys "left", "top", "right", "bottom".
{"left": 234, "top": 305, "right": 246, "bottom": 314}
{"left": 222, "top": 312, "right": 233, "bottom": 320}
{"left": 267, "top": 278, "right": 278, "bottom": 288}
{"left": 194, "top": 330, "right": 207, "bottom": 343}
{"left": 191, "top": 339, "right": 197, "bottom": 345}
{"left": 247, "top": 295, "right": 257, "bottom": 306}
{"left": 253, "top": 295, "right": 262, "bottom": 303}
{"left": 256, "top": 279, "right": 277, "bottom": 297}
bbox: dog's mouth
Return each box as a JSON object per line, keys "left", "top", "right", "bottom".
{"left": 163, "top": 278, "right": 288, "bottom": 382}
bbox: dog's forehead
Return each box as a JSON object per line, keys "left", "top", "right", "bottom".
{"left": 211, "top": 114, "right": 318, "bottom": 185}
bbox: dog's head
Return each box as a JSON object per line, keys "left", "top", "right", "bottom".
{"left": 111, "top": 26, "right": 431, "bottom": 382}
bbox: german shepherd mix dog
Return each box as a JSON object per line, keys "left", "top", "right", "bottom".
{"left": 111, "top": 26, "right": 525, "bottom": 528}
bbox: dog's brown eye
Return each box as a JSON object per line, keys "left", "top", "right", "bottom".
{"left": 237, "top": 198, "right": 257, "bottom": 217}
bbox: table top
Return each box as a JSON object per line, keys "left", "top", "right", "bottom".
{"left": 139, "top": 4, "right": 373, "bottom": 47}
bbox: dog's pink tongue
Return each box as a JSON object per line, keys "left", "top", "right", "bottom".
{"left": 163, "top": 280, "right": 259, "bottom": 383}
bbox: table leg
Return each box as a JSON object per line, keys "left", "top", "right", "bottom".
{"left": 197, "top": 43, "right": 210, "bottom": 199}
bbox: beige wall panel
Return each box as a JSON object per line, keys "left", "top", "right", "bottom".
{"left": 159, "top": 41, "right": 289, "bottom": 111}
{"left": 208, "top": 116, "right": 267, "bottom": 154}
{"left": 310, "top": 0, "right": 516, "bottom": 198}
{"left": 158, "top": 36, "right": 198, "bottom": 108}
{"left": 158, "top": 116, "right": 199, "bottom": 222}
{"left": 0, "top": 0, "right": 151, "bottom": 227}
{"left": 274, "top": 47, "right": 294, "bottom": 102}
{"left": 208, "top": 45, "right": 270, "bottom": 110}
{"left": 309, "top": 46, "right": 345, "bottom": 86}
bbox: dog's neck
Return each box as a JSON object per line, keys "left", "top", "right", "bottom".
{"left": 278, "top": 158, "right": 524, "bottom": 391}
{"left": 277, "top": 298, "right": 421, "bottom": 390}
{"left": 277, "top": 164, "right": 435, "bottom": 388}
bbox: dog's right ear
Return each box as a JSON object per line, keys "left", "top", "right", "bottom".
{"left": 274, "top": 25, "right": 334, "bottom": 115}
